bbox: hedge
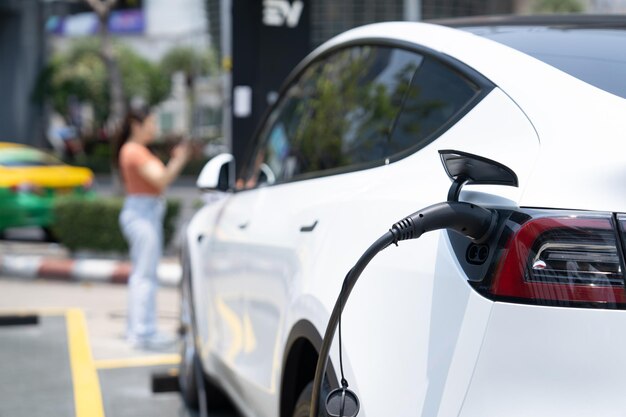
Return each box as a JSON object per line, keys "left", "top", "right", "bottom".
{"left": 52, "top": 197, "right": 180, "bottom": 253}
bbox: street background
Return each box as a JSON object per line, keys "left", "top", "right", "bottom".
{"left": 2, "top": 0, "right": 626, "bottom": 416}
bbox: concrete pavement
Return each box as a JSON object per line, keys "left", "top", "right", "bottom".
{"left": 0, "top": 240, "right": 182, "bottom": 286}
{"left": 0, "top": 278, "right": 179, "bottom": 360}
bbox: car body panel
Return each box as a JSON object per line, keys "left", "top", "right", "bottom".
{"left": 0, "top": 166, "right": 93, "bottom": 188}
{"left": 0, "top": 143, "right": 94, "bottom": 230}
{"left": 0, "top": 187, "right": 91, "bottom": 229}
{"left": 460, "top": 302, "right": 626, "bottom": 416}
{"left": 188, "top": 82, "right": 539, "bottom": 417}
{"left": 186, "top": 20, "right": 626, "bottom": 417}
{"left": 322, "top": 22, "right": 626, "bottom": 212}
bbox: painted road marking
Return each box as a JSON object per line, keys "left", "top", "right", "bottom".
{"left": 2, "top": 308, "right": 181, "bottom": 415}
{"left": 65, "top": 308, "right": 105, "bottom": 417}
{"left": 94, "top": 354, "right": 181, "bottom": 370}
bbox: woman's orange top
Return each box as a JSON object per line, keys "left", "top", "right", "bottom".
{"left": 119, "top": 142, "right": 164, "bottom": 196}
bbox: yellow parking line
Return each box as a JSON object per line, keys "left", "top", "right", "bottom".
{"left": 94, "top": 354, "right": 181, "bottom": 370}
{"left": 65, "top": 308, "right": 105, "bottom": 417}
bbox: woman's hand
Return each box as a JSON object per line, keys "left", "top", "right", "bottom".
{"left": 171, "top": 141, "right": 191, "bottom": 163}
{"left": 139, "top": 141, "right": 191, "bottom": 192}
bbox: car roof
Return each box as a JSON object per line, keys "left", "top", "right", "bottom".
{"left": 315, "top": 20, "right": 626, "bottom": 165}
{"left": 430, "top": 14, "right": 626, "bottom": 29}
{"left": 432, "top": 15, "right": 626, "bottom": 100}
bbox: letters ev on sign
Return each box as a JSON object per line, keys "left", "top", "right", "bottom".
{"left": 263, "top": 0, "right": 304, "bottom": 28}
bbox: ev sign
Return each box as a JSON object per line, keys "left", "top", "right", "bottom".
{"left": 231, "top": 0, "right": 310, "bottom": 174}
{"left": 263, "top": 0, "right": 304, "bottom": 28}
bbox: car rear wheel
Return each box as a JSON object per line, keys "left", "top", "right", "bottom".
{"left": 178, "top": 257, "right": 199, "bottom": 408}
{"left": 292, "top": 379, "right": 334, "bottom": 417}
{"left": 42, "top": 227, "right": 58, "bottom": 242}
{"left": 292, "top": 382, "right": 314, "bottom": 417}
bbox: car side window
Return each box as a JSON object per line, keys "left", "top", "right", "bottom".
{"left": 389, "top": 56, "right": 479, "bottom": 155}
{"left": 243, "top": 45, "right": 480, "bottom": 188}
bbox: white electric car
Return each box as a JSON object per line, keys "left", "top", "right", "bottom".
{"left": 180, "top": 16, "right": 626, "bottom": 417}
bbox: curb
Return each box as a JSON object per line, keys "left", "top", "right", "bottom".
{"left": 0, "top": 255, "right": 181, "bottom": 287}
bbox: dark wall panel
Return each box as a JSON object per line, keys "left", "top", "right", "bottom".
{"left": 225, "top": 0, "right": 514, "bottom": 170}
{"left": 0, "top": 11, "right": 20, "bottom": 142}
{"left": 0, "top": 0, "right": 45, "bottom": 145}
{"left": 231, "top": 0, "right": 310, "bottom": 173}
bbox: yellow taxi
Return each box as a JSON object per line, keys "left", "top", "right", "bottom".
{"left": 0, "top": 142, "right": 94, "bottom": 233}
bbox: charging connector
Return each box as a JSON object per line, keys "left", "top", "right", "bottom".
{"left": 390, "top": 201, "right": 496, "bottom": 244}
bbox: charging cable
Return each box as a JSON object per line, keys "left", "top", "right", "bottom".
{"left": 310, "top": 201, "right": 496, "bottom": 417}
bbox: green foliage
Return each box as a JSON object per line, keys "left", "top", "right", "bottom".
{"left": 35, "top": 39, "right": 171, "bottom": 127}
{"left": 35, "top": 39, "right": 108, "bottom": 124}
{"left": 533, "top": 0, "right": 583, "bottom": 13}
{"left": 285, "top": 47, "right": 417, "bottom": 173}
{"left": 52, "top": 197, "right": 180, "bottom": 253}
{"left": 119, "top": 47, "right": 170, "bottom": 106}
{"left": 160, "top": 46, "right": 218, "bottom": 80}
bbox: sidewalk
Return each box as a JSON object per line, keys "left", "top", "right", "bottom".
{"left": 0, "top": 241, "right": 181, "bottom": 287}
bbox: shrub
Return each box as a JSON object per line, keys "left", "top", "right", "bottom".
{"left": 52, "top": 197, "right": 180, "bottom": 254}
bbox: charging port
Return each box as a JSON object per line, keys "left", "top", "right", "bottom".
{"left": 466, "top": 244, "right": 489, "bottom": 265}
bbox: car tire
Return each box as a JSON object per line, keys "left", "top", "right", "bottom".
{"left": 292, "top": 381, "right": 315, "bottom": 417}
{"left": 178, "top": 256, "right": 199, "bottom": 409}
{"left": 42, "top": 227, "right": 58, "bottom": 242}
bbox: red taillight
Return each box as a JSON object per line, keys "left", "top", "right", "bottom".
{"left": 489, "top": 213, "right": 626, "bottom": 307}
{"left": 78, "top": 179, "right": 93, "bottom": 192}
{"left": 10, "top": 182, "right": 44, "bottom": 195}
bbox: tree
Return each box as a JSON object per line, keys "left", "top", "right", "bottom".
{"left": 160, "top": 47, "right": 218, "bottom": 137}
{"left": 533, "top": 0, "right": 584, "bottom": 13}
{"left": 36, "top": 39, "right": 170, "bottom": 193}
{"left": 160, "top": 46, "right": 218, "bottom": 84}
{"left": 36, "top": 39, "right": 170, "bottom": 134}
{"left": 83, "top": 0, "right": 126, "bottom": 128}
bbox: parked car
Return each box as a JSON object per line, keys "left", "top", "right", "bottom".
{"left": 0, "top": 142, "right": 94, "bottom": 235}
{"left": 180, "top": 16, "right": 626, "bottom": 417}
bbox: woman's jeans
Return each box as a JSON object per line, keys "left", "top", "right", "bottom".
{"left": 119, "top": 195, "right": 165, "bottom": 343}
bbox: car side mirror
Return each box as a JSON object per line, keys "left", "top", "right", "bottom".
{"left": 196, "top": 153, "right": 235, "bottom": 192}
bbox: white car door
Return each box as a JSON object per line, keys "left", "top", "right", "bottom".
{"left": 199, "top": 188, "right": 261, "bottom": 397}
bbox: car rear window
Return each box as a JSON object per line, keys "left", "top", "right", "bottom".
{"left": 462, "top": 26, "right": 626, "bottom": 99}
{"left": 0, "top": 148, "right": 64, "bottom": 167}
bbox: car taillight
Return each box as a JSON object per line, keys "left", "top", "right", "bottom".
{"left": 10, "top": 182, "right": 44, "bottom": 195}
{"left": 488, "top": 212, "right": 626, "bottom": 308}
{"left": 77, "top": 179, "right": 93, "bottom": 192}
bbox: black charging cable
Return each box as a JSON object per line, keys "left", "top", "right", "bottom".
{"left": 309, "top": 201, "right": 496, "bottom": 417}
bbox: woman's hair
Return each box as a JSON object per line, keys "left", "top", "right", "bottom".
{"left": 114, "top": 106, "right": 152, "bottom": 166}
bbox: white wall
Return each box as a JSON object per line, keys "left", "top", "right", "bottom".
{"left": 586, "top": 0, "right": 626, "bottom": 12}
{"left": 145, "top": 0, "right": 207, "bottom": 36}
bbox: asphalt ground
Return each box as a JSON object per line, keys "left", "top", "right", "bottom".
{"left": 0, "top": 279, "right": 238, "bottom": 417}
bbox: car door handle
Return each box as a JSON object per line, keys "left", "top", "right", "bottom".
{"left": 238, "top": 222, "right": 249, "bottom": 230}
{"left": 300, "top": 220, "right": 318, "bottom": 232}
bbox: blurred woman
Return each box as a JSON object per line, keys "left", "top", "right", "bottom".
{"left": 116, "top": 107, "right": 190, "bottom": 349}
